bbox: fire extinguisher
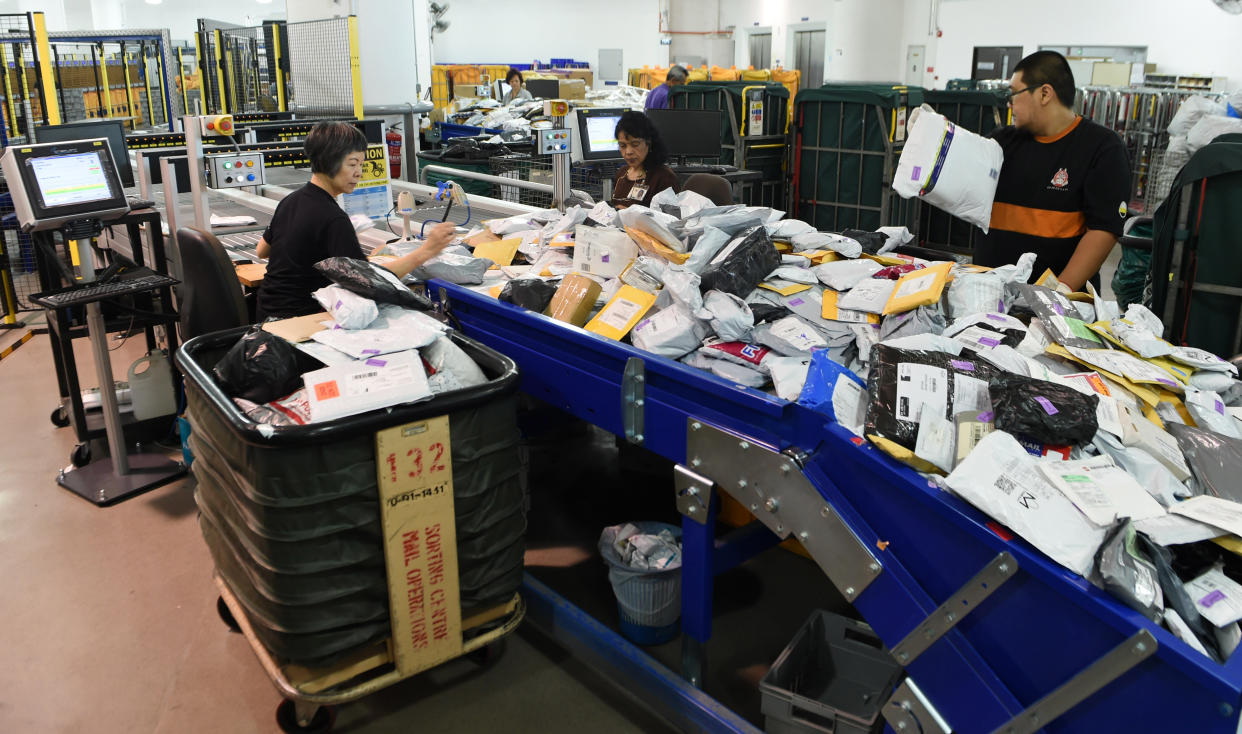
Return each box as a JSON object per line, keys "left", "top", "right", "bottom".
{"left": 386, "top": 125, "right": 403, "bottom": 179}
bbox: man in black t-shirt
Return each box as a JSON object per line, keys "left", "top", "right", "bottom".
{"left": 974, "top": 51, "right": 1131, "bottom": 291}
{"left": 255, "top": 122, "right": 453, "bottom": 320}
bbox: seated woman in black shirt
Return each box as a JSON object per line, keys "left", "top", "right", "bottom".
{"left": 610, "top": 111, "right": 679, "bottom": 209}
{"left": 255, "top": 121, "right": 453, "bottom": 320}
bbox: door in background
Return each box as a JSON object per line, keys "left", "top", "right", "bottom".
{"left": 971, "top": 46, "right": 1023, "bottom": 81}
{"left": 793, "top": 29, "right": 825, "bottom": 90}
{"left": 905, "top": 45, "right": 926, "bottom": 87}
{"left": 749, "top": 32, "right": 771, "bottom": 70}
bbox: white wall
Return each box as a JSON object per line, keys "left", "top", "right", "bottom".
{"left": 717, "top": 0, "right": 906, "bottom": 86}
{"left": 429, "top": 0, "right": 668, "bottom": 84}
{"left": 927, "top": 0, "right": 1242, "bottom": 88}
{"left": 667, "top": 0, "right": 735, "bottom": 69}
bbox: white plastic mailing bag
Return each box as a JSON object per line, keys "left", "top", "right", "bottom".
{"left": 893, "top": 104, "right": 1004, "bottom": 232}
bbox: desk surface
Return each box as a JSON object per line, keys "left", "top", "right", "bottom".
{"left": 234, "top": 263, "right": 267, "bottom": 287}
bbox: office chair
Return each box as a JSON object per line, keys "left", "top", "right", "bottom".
{"left": 173, "top": 227, "right": 252, "bottom": 342}
{"left": 681, "top": 173, "right": 733, "bottom": 206}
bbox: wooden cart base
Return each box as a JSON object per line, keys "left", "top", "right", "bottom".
{"left": 214, "top": 574, "right": 526, "bottom": 732}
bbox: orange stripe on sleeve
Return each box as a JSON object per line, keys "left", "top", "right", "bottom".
{"left": 990, "top": 202, "right": 1087, "bottom": 239}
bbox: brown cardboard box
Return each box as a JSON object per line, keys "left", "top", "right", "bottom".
{"left": 558, "top": 79, "right": 587, "bottom": 100}
{"left": 562, "top": 69, "right": 594, "bottom": 87}
{"left": 544, "top": 273, "right": 603, "bottom": 327}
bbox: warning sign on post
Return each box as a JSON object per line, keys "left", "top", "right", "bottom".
{"left": 343, "top": 143, "right": 393, "bottom": 220}
{"left": 376, "top": 415, "right": 462, "bottom": 675}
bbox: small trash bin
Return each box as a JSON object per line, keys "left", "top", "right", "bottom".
{"left": 599, "top": 521, "right": 682, "bottom": 646}
{"left": 760, "top": 610, "right": 904, "bottom": 734}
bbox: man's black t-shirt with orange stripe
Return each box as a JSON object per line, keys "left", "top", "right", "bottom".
{"left": 975, "top": 116, "right": 1131, "bottom": 282}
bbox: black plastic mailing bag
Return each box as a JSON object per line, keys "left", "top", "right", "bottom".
{"left": 988, "top": 372, "right": 1099, "bottom": 446}
{"left": 212, "top": 327, "right": 302, "bottom": 405}
{"left": 314, "top": 256, "right": 433, "bottom": 310}
{"left": 700, "top": 227, "right": 782, "bottom": 298}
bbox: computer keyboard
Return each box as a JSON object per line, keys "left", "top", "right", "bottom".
{"left": 32, "top": 273, "right": 180, "bottom": 310}
{"left": 673, "top": 164, "right": 738, "bottom": 175}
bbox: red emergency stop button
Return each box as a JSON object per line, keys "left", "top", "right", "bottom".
{"left": 206, "top": 121, "right": 215, "bottom": 130}
{"left": 220, "top": 120, "right": 233, "bottom": 133}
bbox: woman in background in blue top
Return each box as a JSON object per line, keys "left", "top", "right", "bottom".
{"left": 644, "top": 65, "right": 688, "bottom": 111}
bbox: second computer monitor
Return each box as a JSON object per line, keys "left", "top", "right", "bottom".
{"left": 646, "top": 109, "right": 723, "bottom": 160}
{"left": 34, "top": 120, "right": 134, "bottom": 188}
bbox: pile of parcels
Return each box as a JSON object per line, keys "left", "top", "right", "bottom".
{"left": 210, "top": 258, "right": 492, "bottom": 427}
{"left": 443, "top": 86, "right": 649, "bottom": 146}
{"left": 414, "top": 187, "right": 1242, "bottom": 664}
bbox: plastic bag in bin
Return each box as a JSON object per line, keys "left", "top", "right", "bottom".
{"left": 498, "top": 278, "right": 558, "bottom": 313}
{"left": 313, "top": 256, "right": 432, "bottom": 310}
{"left": 212, "top": 327, "right": 303, "bottom": 405}
{"left": 988, "top": 372, "right": 1099, "bottom": 446}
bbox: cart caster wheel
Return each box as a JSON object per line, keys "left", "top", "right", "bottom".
{"left": 70, "top": 443, "right": 91, "bottom": 467}
{"left": 51, "top": 407, "right": 70, "bottom": 428}
{"left": 217, "top": 597, "right": 241, "bottom": 633}
{"left": 468, "top": 639, "right": 505, "bottom": 667}
{"left": 275, "top": 699, "right": 335, "bottom": 734}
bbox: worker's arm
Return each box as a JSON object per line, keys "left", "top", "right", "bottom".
{"left": 1058, "top": 229, "right": 1117, "bottom": 292}
{"left": 383, "top": 221, "right": 455, "bottom": 278}
{"left": 256, "top": 236, "right": 271, "bottom": 259}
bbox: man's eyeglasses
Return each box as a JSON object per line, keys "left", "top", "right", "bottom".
{"left": 1006, "top": 85, "right": 1041, "bottom": 104}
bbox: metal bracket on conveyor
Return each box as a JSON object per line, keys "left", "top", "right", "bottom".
{"left": 990, "top": 629, "right": 1157, "bottom": 734}
{"left": 882, "top": 678, "right": 953, "bottom": 734}
{"left": 890, "top": 552, "right": 1019, "bottom": 666}
{"left": 673, "top": 464, "right": 712, "bottom": 524}
{"left": 684, "top": 418, "right": 881, "bottom": 602}
{"left": 622, "top": 357, "right": 645, "bottom": 445}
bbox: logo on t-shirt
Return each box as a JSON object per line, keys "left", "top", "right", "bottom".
{"left": 1050, "top": 168, "right": 1070, "bottom": 189}
{"left": 1118, "top": 201, "right": 1128, "bottom": 218}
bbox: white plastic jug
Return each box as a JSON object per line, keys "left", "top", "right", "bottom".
{"left": 128, "top": 350, "right": 177, "bottom": 420}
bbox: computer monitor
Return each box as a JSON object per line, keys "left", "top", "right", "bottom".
{"left": 0, "top": 139, "right": 130, "bottom": 231}
{"left": 34, "top": 120, "right": 134, "bottom": 188}
{"left": 525, "top": 79, "right": 560, "bottom": 100}
{"left": 571, "top": 107, "right": 626, "bottom": 162}
{"left": 646, "top": 109, "right": 723, "bottom": 159}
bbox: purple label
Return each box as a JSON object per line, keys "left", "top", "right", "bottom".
{"left": 911, "top": 165, "right": 923, "bottom": 180}
{"left": 986, "top": 313, "right": 1007, "bottom": 322}
{"left": 361, "top": 348, "right": 381, "bottom": 355}
{"left": 1217, "top": 399, "right": 1226, "bottom": 415}
{"left": 976, "top": 411, "right": 995, "bottom": 422}
{"left": 998, "top": 299, "right": 1005, "bottom": 312}
{"left": 1052, "top": 302, "right": 1065, "bottom": 315}
{"left": 789, "top": 298, "right": 805, "bottom": 307}
{"left": 978, "top": 337, "right": 1001, "bottom": 348}
{"left": 1157, "top": 378, "right": 1177, "bottom": 387}
{"left": 950, "top": 359, "right": 975, "bottom": 371}
{"left": 602, "top": 254, "right": 611, "bottom": 263}
{"left": 1200, "top": 590, "right": 1227, "bottom": 608}
{"left": 1034, "top": 396, "right": 1059, "bottom": 415}
{"left": 365, "top": 358, "right": 387, "bottom": 367}
{"left": 335, "top": 299, "right": 343, "bottom": 309}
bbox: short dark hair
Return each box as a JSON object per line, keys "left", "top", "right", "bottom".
{"left": 505, "top": 68, "right": 523, "bottom": 85}
{"left": 1014, "top": 51, "right": 1076, "bottom": 108}
{"left": 614, "top": 111, "right": 670, "bottom": 169}
{"left": 666, "top": 65, "right": 688, "bottom": 83}
{"left": 305, "top": 121, "right": 367, "bottom": 176}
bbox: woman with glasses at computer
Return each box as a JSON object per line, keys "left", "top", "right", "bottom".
{"left": 255, "top": 121, "right": 453, "bottom": 321}
{"left": 611, "top": 111, "right": 678, "bottom": 209}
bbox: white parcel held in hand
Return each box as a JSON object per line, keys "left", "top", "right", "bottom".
{"left": 893, "top": 104, "right": 1004, "bottom": 232}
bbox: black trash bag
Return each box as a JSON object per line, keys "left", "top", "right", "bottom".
{"left": 1135, "top": 533, "right": 1223, "bottom": 662}
{"left": 700, "top": 227, "right": 781, "bottom": 298}
{"left": 988, "top": 372, "right": 1098, "bottom": 446}
{"left": 212, "top": 327, "right": 302, "bottom": 404}
{"left": 313, "top": 257, "right": 432, "bottom": 310}
{"left": 842, "top": 228, "right": 889, "bottom": 255}
{"left": 1168, "top": 423, "right": 1242, "bottom": 504}
{"left": 865, "top": 345, "right": 999, "bottom": 451}
{"left": 499, "top": 279, "right": 558, "bottom": 313}
{"left": 1092, "top": 520, "right": 1164, "bottom": 623}
{"left": 750, "top": 303, "right": 792, "bottom": 325}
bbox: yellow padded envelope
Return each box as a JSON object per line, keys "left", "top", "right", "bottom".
{"left": 472, "top": 237, "right": 522, "bottom": 269}
{"left": 584, "top": 285, "right": 657, "bottom": 340}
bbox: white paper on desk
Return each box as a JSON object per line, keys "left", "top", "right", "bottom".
{"left": 1185, "top": 568, "right": 1242, "bottom": 628}
{"left": 945, "top": 431, "right": 1106, "bottom": 576}
{"left": 1038, "top": 456, "right": 1166, "bottom": 526}
{"left": 1171, "top": 496, "right": 1242, "bottom": 538}
{"left": 210, "top": 213, "right": 258, "bottom": 227}
{"left": 1135, "top": 514, "right": 1225, "bottom": 546}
